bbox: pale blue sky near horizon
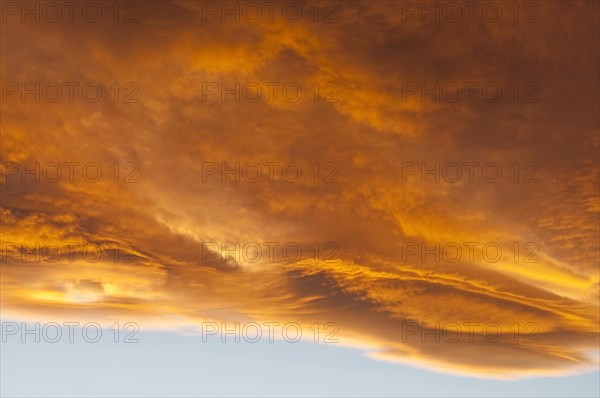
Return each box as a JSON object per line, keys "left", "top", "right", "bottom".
{"left": 1, "top": 320, "right": 598, "bottom": 397}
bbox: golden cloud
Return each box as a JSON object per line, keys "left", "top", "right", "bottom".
{"left": 1, "top": 0, "right": 598, "bottom": 379}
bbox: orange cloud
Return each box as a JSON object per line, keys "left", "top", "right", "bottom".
{"left": 1, "top": 0, "right": 598, "bottom": 379}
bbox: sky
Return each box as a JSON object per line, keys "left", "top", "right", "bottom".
{"left": 2, "top": 324, "right": 599, "bottom": 397}
{"left": 1, "top": 0, "right": 599, "bottom": 396}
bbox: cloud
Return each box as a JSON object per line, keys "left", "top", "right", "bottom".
{"left": 1, "top": 0, "right": 598, "bottom": 378}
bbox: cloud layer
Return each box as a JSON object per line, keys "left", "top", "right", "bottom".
{"left": 1, "top": 0, "right": 598, "bottom": 378}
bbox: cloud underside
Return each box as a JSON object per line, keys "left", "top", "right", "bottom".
{"left": 1, "top": 0, "right": 599, "bottom": 378}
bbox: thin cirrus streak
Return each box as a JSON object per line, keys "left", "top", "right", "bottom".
{"left": 0, "top": 0, "right": 598, "bottom": 380}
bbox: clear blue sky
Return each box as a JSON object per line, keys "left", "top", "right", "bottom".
{"left": 1, "top": 321, "right": 598, "bottom": 397}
